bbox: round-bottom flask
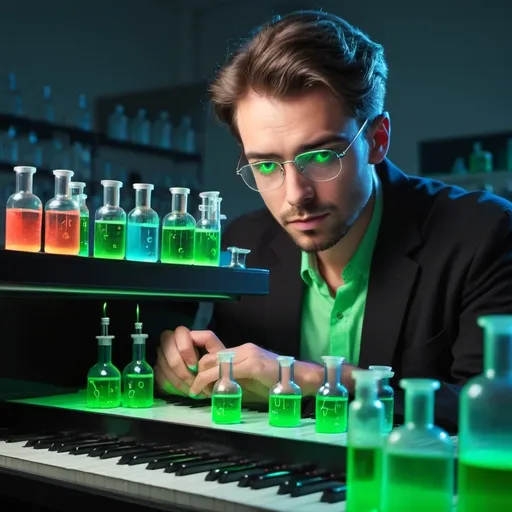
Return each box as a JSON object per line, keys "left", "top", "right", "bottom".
{"left": 269, "top": 356, "right": 302, "bottom": 427}
{"left": 211, "top": 351, "right": 242, "bottom": 424}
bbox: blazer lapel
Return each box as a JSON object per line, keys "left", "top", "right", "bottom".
{"left": 359, "top": 161, "right": 422, "bottom": 369}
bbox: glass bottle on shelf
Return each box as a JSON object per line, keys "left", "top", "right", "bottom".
{"left": 457, "top": 315, "right": 512, "bottom": 512}
{"left": 369, "top": 365, "right": 395, "bottom": 433}
{"left": 211, "top": 351, "right": 242, "bottom": 424}
{"left": 94, "top": 180, "right": 126, "bottom": 260}
{"left": 44, "top": 169, "right": 80, "bottom": 255}
{"left": 5, "top": 166, "right": 42, "bottom": 253}
{"left": 269, "top": 356, "right": 302, "bottom": 427}
{"left": 194, "top": 191, "right": 221, "bottom": 266}
{"left": 69, "top": 181, "right": 89, "bottom": 257}
{"left": 126, "top": 183, "right": 159, "bottom": 263}
{"left": 161, "top": 187, "right": 195, "bottom": 264}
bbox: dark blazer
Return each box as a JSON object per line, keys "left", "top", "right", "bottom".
{"left": 211, "top": 159, "right": 512, "bottom": 432}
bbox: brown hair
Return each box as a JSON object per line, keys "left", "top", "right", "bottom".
{"left": 209, "top": 10, "right": 388, "bottom": 139}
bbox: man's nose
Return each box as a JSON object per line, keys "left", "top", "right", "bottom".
{"left": 283, "top": 162, "right": 315, "bottom": 207}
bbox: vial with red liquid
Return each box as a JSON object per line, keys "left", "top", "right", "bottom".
{"left": 44, "top": 169, "right": 80, "bottom": 255}
{"left": 5, "top": 166, "right": 43, "bottom": 252}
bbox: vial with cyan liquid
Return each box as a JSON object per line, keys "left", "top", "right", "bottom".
{"left": 161, "top": 187, "right": 195, "bottom": 264}
{"left": 315, "top": 356, "right": 349, "bottom": 433}
{"left": 194, "top": 191, "right": 221, "bottom": 266}
{"left": 269, "top": 356, "right": 302, "bottom": 427}
{"left": 44, "top": 169, "right": 80, "bottom": 255}
{"left": 226, "top": 246, "right": 251, "bottom": 268}
{"left": 69, "top": 181, "right": 89, "bottom": 257}
{"left": 94, "top": 180, "right": 126, "bottom": 260}
{"left": 211, "top": 351, "right": 242, "bottom": 424}
{"left": 369, "top": 365, "right": 395, "bottom": 433}
{"left": 86, "top": 335, "right": 121, "bottom": 409}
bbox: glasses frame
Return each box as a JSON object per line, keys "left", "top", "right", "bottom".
{"left": 236, "top": 119, "right": 369, "bottom": 192}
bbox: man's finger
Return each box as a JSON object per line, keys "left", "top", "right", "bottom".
{"left": 197, "top": 352, "right": 220, "bottom": 373}
{"left": 190, "top": 330, "right": 226, "bottom": 354}
{"left": 174, "top": 326, "right": 200, "bottom": 371}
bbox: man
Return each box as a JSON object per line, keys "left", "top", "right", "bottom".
{"left": 155, "top": 10, "right": 512, "bottom": 431}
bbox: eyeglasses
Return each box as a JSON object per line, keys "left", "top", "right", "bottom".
{"left": 236, "top": 119, "right": 369, "bottom": 192}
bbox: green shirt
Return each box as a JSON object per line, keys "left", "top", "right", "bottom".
{"left": 299, "top": 172, "right": 383, "bottom": 366}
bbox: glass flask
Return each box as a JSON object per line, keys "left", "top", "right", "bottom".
{"left": 161, "top": 187, "right": 195, "bottom": 264}
{"left": 126, "top": 183, "right": 159, "bottom": 263}
{"left": 122, "top": 333, "right": 154, "bottom": 408}
{"left": 458, "top": 315, "right": 512, "bottom": 512}
{"left": 44, "top": 169, "right": 80, "bottom": 255}
{"left": 94, "top": 180, "right": 126, "bottom": 260}
{"left": 5, "top": 166, "right": 42, "bottom": 253}
{"left": 315, "top": 356, "right": 348, "bottom": 433}
{"left": 194, "top": 191, "right": 221, "bottom": 266}
{"left": 86, "top": 335, "right": 121, "bottom": 409}
{"left": 69, "top": 181, "right": 89, "bottom": 257}
{"left": 382, "top": 378, "right": 455, "bottom": 512}
{"left": 226, "top": 246, "right": 251, "bottom": 269}
{"left": 211, "top": 351, "right": 242, "bottom": 424}
{"left": 346, "top": 370, "right": 384, "bottom": 512}
{"left": 269, "top": 356, "right": 302, "bottom": 427}
{"left": 369, "top": 365, "right": 395, "bottom": 433}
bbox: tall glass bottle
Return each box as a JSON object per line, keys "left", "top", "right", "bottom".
{"left": 69, "top": 181, "right": 89, "bottom": 257}
{"left": 5, "top": 166, "right": 42, "bottom": 252}
{"left": 315, "top": 356, "right": 348, "bottom": 433}
{"left": 161, "top": 187, "right": 195, "bottom": 264}
{"left": 44, "top": 169, "right": 80, "bottom": 255}
{"left": 211, "top": 351, "right": 242, "bottom": 424}
{"left": 126, "top": 183, "right": 159, "bottom": 262}
{"left": 369, "top": 365, "right": 395, "bottom": 433}
{"left": 86, "top": 335, "right": 121, "bottom": 409}
{"left": 346, "top": 370, "right": 384, "bottom": 512}
{"left": 458, "top": 315, "right": 512, "bottom": 512}
{"left": 94, "top": 180, "right": 126, "bottom": 260}
{"left": 269, "top": 356, "right": 302, "bottom": 427}
{"left": 382, "top": 379, "right": 454, "bottom": 512}
{"left": 194, "top": 191, "right": 221, "bottom": 266}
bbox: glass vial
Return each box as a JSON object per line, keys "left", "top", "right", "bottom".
{"left": 86, "top": 335, "right": 121, "bottom": 408}
{"left": 269, "top": 356, "right": 302, "bottom": 427}
{"left": 69, "top": 181, "right": 89, "bottom": 257}
{"left": 211, "top": 351, "right": 242, "bottom": 424}
{"left": 5, "top": 166, "right": 42, "bottom": 253}
{"left": 126, "top": 183, "right": 159, "bottom": 262}
{"left": 346, "top": 370, "right": 384, "bottom": 512}
{"left": 44, "top": 169, "right": 80, "bottom": 255}
{"left": 194, "top": 191, "right": 221, "bottom": 266}
{"left": 161, "top": 187, "right": 196, "bottom": 264}
{"left": 458, "top": 315, "right": 512, "bottom": 512}
{"left": 369, "top": 365, "right": 395, "bottom": 433}
{"left": 226, "top": 246, "right": 251, "bottom": 269}
{"left": 382, "top": 378, "right": 454, "bottom": 512}
{"left": 94, "top": 180, "right": 126, "bottom": 260}
{"left": 315, "top": 355, "right": 348, "bottom": 433}
{"left": 122, "top": 332, "right": 154, "bottom": 408}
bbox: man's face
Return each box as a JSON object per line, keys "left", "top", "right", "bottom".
{"left": 236, "top": 88, "right": 384, "bottom": 253}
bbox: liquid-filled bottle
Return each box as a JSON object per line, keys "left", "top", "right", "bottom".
{"left": 269, "top": 356, "right": 302, "bottom": 427}
{"left": 69, "top": 181, "right": 89, "bottom": 257}
{"left": 194, "top": 191, "right": 221, "bottom": 266}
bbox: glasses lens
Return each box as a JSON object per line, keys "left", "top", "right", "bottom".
{"left": 295, "top": 149, "right": 341, "bottom": 182}
{"left": 238, "top": 162, "right": 284, "bottom": 191}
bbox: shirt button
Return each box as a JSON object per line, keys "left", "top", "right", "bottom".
{"left": 335, "top": 312, "right": 343, "bottom": 320}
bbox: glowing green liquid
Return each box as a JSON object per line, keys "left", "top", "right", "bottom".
{"left": 315, "top": 396, "right": 348, "bottom": 433}
{"left": 346, "top": 446, "right": 382, "bottom": 512}
{"left": 194, "top": 229, "right": 220, "bottom": 266}
{"left": 122, "top": 373, "right": 154, "bottom": 408}
{"left": 380, "top": 396, "right": 394, "bottom": 432}
{"left": 382, "top": 453, "right": 453, "bottom": 512}
{"left": 458, "top": 451, "right": 512, "bottom": 512}
{"left": 161, "top": 226, "right": 194, "bottom": 264}
{"left": 269, "top": 394, "right": 301, "bottom": 427}
{"left": 94, "top": 220, "right": 126, "bottom": 259}
{"left": 211, "top": 394, "right": 242, "bottom": 424}
{"left": 79, "top": 215, "right": 89, "bottom": 257}
{"left": 86, "top": 376, "right": 121, "bottom": 408}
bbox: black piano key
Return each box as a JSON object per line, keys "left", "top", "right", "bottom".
{"left": 70, "top": 440, "right": 134, "bottom": 455}
{"left": 175, "top": 459, "right": 234, "bottom": 476}
{"left": 206, "top": 462, "right": 255, "bottom": 482}
{"left": 48, "top": 434, "right": 97, "bottom": 451}
{"left": 215, "top": 463, "right": 267, "bottom": 483}
{"left": 93, "top": 443, "right": 153, "bottom": 459}
{"left": 290, "top": 478, "right": 344, "bottom": 497}
{"left": 278, "top": 471, "right": 330, "bottom": 494}
{"left": 120, "top": 445, "right": 194, "bottom": 465}
{"left": 250, "top": 470, "right": 295, "bottom": 489}
{"left": 239, "top": 463, "right": 315, "bottom": 488}
{"left": 146, "top": 452, "right": 203, "bottom": 470}
{"left": 56, "top": 436, "right": 116, "bottom": 453}
{"left": 163, "top": 456, "right": 205, "bottom": 473}
{"left": 321, "top": 485, "right": 347, "bottom": 503}
{"left": 24, "top": 434, "right": 64, "bottom": 447}
{"left": 7, "top": 432, "right": 54, "bottom": 443}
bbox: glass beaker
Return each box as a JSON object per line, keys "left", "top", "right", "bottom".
{"left": 211, "top": 351, "right": 242, "bottom": 424}
{"left": 226, "top": 246, "right": 251, "bottom": 269}
{"left": 194, "top": 191, "right": 221, "bottom": 266}
{"left": 369, "top": 365, "right": 395, "bottom": 433}
{"left": 269, "top": 356, "right": 302, "bottom": 427}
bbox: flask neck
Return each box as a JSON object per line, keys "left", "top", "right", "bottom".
{"left": 279, "top": 363, "right": 294, "bottom": 384}
{"left": 97, "top": 344, "right": 112, "bottom": 364}
{"left": 172, "top": 193, "right": 188, "bottom": 214}
{"left": 219, "top": 361, "right": 233, "bottom": 380}
{"left": 103, "top": 186, "right": 120, "bottom": 207}
{"left": 132, "top": 341, "right": 146, "bottom": 362}
{"left": 16, "top": 172, "right": 33, "bottom": 194}
{"left": 405, "top": 392, "right": 434, "bottom": 428}
{"left": 485, "top": 333, "right": 512, "bottom": 377}
{"left": 135, "top": 189, "right": 151, "bottom": 208}
{"left": 356, "top": 384, "right": 377, "bottom": 402}
{"left": 54, "top": 175, "right": 71, "bottom": 197}
{"left": 324, "top": 363, "right": 342, "bottom": 387}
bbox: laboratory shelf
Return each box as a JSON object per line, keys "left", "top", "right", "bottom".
{"left": 0, "top": 249, "right": 269, "bottom": 300}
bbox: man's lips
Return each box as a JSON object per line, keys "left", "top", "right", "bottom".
{"left": 288, "top": 213, "right": 329, "bottom": 230}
